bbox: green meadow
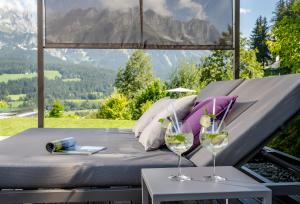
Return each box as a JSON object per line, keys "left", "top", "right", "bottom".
{"left": 7, "top": 94, "right": 26, "bottom": 101}
{"left": 0, "top": 118, "right": 136, "bottom": 136}
{"left": 0, "top": 70, "right": 61, "bottom": 83}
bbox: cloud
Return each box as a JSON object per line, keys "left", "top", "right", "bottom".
{"left": 100, "top": 0, "right": 139, "bottom": 11}
{"left": 0, "top": 0, "right": 36, "bottom": 13}
{"left": 144, "top": 0, "right": 171, "bottom": 16}
{"left": 240, "top": 8, "right": 252, "bottom": 14}
{"left": 177, "top": 0, "right": 207, "bottom": 20}
{"left": 144, "top": 0, "right": 207, "bottom": 20}
{"left": 100, "top": 0, "right": 171, "bottom": 16}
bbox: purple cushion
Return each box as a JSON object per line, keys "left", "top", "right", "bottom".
{"left": 183, "top": 95, "right": 237, "bottom": 153}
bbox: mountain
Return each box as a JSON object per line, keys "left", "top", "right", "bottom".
{"left": 0, "top": 1, "right": 208, "bottom": 79}
{"left": 143, "top": 9, "right": 221, "bottom": 45}
{"left": 46, "top": 4, "right": 222, "bottom": 46}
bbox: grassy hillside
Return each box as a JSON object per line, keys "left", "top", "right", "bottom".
{"left": 64, "top": 99, "right": 100, "bottom": 103}
{"left": 7, "top": 94, "right": 26, "bottom": 101}
{"left": 0, "top": 70, "right": 61, "bottom": 83}
{"left": 0, "top": 118, "right": 136, "bottom": 136}
{"left": 62, "top": 78, "right": 81, "bottom": 82}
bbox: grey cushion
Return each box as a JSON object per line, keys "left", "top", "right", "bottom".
{"left": 139, "top": 95, "right": 196, "bottom": 151}
{"left": 0, "top": 128, "right": 194, "bottom": 189}
{"left": 133, "top": 97, "right": 174, "bottom": 137}
{"left": 224, "top": 101, "right": 256, "bottom": 125}
{"left": 189, "top": 74, "right": 300, "bottom": 166}
{"left": 197, "top": 79, "right": 244, "bottom": 101}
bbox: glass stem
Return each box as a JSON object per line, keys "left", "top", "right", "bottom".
{"left": 178, "top": 154, "right": 182, "bottom": 176}
{"left": 213, "top": 152, "right": 216, "bottom": 178}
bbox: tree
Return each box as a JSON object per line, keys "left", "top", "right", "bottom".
{"left": 268, "top": 0, "right": 300, "bottom": 73}
{"left": 166, "top": 36, "right": 263, "bottom": 93}
{"left": 131, "top": 80, "right": 167, "bottom": 119}
{"left": 167, "top": 60, "right": 202, "bottom": 91}
{"left": 250, "top": 16, "right": 273, "bottom": 66}
{"left": 219, "top": 25, "right": 233, "bottom": 45}
{"left": 268, "top": 114, "right": 300, "bottom": 158}
{"left": 114, "top": 50, "right": 154, "bottom": 99}
{"left": 97, "top": 93, "right": 131, "bottom": 120}
{"left": 0, "top": 101, "right": 8, "bottom": 108}
{"left": 272, "top": 0, "right": 288, "bottom": 24}
{"left": 49, "top": 100, "right": 64, "bottom": 118}
{"left": 198, "top": 36, "right": 263, "bottom": 89}
{"left": 240, "top": 45, "right": 265, "bottom": 79}
{"left": 198, "top": 50, "right": 233, "bottom": 89}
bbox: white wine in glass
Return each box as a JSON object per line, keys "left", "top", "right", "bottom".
{"left": 165, "top": 122, "right": 193, "bottom": 181}
{"left": 200, "top": 123, "right": 229, "bottom": 182}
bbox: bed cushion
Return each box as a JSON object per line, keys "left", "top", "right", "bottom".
{"left": 133, "top": 97, "right": 174, "bottom": 137}
{"left": 139, "top": 95, "right": 196, "bottom": 151}
{"left": 196, "top": 79, "right": 244, "bottom": 101}
{"left": 189, "top": 74, "right": 300, "bottom": 166}
{"left": 0, "top": 128, "right": 194, "bottom": 189}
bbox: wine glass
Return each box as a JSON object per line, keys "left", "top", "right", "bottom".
{"left": 165, "top": 122, "right": 193, "bottom": 181}
{"left": 200, "top": 122, "right": 229, "bottom": 182}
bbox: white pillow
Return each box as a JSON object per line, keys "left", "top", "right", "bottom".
{"left": 133, "top": 97, "right": 174, "bottom": 137}
{"left": 139, "top": 95, "right": 196, "bottom": 151}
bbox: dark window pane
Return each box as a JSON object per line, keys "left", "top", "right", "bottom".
{"left": 45, "top": 0, "right": 233, "bottom": 48}
{"left": 143, "top": 0, "right": 233, "bottom": 47}
{"left": 45, "top": 0, "right": 141, "bottom": 45}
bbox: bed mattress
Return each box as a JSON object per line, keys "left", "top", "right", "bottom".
{"left": 0, "top": 128, "right": 194, "bottom": 189}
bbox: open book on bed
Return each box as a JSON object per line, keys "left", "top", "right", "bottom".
{"left": 51, "top": 146, "right": 107, "bottom": 155}
{"left": 46, "top": 137, "right": 107, "bottom": 155}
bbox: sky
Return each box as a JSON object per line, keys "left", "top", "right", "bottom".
{"left": 240, "top": 0, "right": 277, "bottom": 37}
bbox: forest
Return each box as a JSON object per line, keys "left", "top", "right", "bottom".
{"left": 0, "top": 61, "right": 115, "bottom": 112}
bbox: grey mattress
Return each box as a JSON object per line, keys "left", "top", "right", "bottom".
{"left": 0, "top": 128, "right": 194, "bottom": 189}
{"left": 189, "top": 74, "right": 300, "bottom": 166}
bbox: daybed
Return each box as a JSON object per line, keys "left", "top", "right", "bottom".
{"left": 0, "top": 74, "right": 299, "bottom": 203}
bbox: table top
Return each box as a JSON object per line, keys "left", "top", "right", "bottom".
{"left": 142, "top": 166, "right": 271, "bottom": 197}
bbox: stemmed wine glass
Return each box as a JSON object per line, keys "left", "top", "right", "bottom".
{"left": 200, "top": 122, "right": 229, "bottom": 182}
{"left": 165, "top": 122, "right": 193, "bottom": 181}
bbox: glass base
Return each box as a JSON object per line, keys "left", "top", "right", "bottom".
{"left": 203, "top": 175, "right": 227, "bottom": 182}
{"left": 168, "top": 174, "right": 192, "bottom": 182}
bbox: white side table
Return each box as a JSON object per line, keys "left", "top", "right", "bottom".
{"left": 142, "top": 166, "right": 272, "bottom": 204}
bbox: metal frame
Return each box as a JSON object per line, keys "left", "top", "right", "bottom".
{"left": 37, "top": 0, "right": 241, "bottom": 128}
{"left": 37, "top": 0, "right": 44, "bottom": 128}
{"left": 237, "top": 111, "right": 300, "bottom": 202}
{"left": 233, "top": 0, "right": 240, "bottom": 79}
{"left": 0, "top": 187, "right": 141, "bottom": 204}
{"left": 242, "top": 166, "right": 300, "bottom": 196}
{"left": 240, "top": 147, "right": 300, "bottom": 196}
{"left": 45, "top": 43, "right": 234, "bottom": 50}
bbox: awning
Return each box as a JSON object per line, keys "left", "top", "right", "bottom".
{"left": 44, "top": 0, "right": 234, "bottom": 50}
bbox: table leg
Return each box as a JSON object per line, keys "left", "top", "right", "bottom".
{"left": 262, "top": 192, "right": 272, "bottom": 204}
{"left": 152, "top": 196, "right": 160, "bottom": 204}
{"left": 225, "top": 199, "right": 235, "bottom": 204}
{"left": 142, "top": 178, "right": 150, "bottom": 204}
{"left": 225, "top": 199, "right": 236, "bottom": 204}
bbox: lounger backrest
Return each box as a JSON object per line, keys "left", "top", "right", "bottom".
{"left": 196, "top": 79, "right": 244, "bottom": 101}
{"left": 189, "top": 74, "right": 300, "bottom": 167}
